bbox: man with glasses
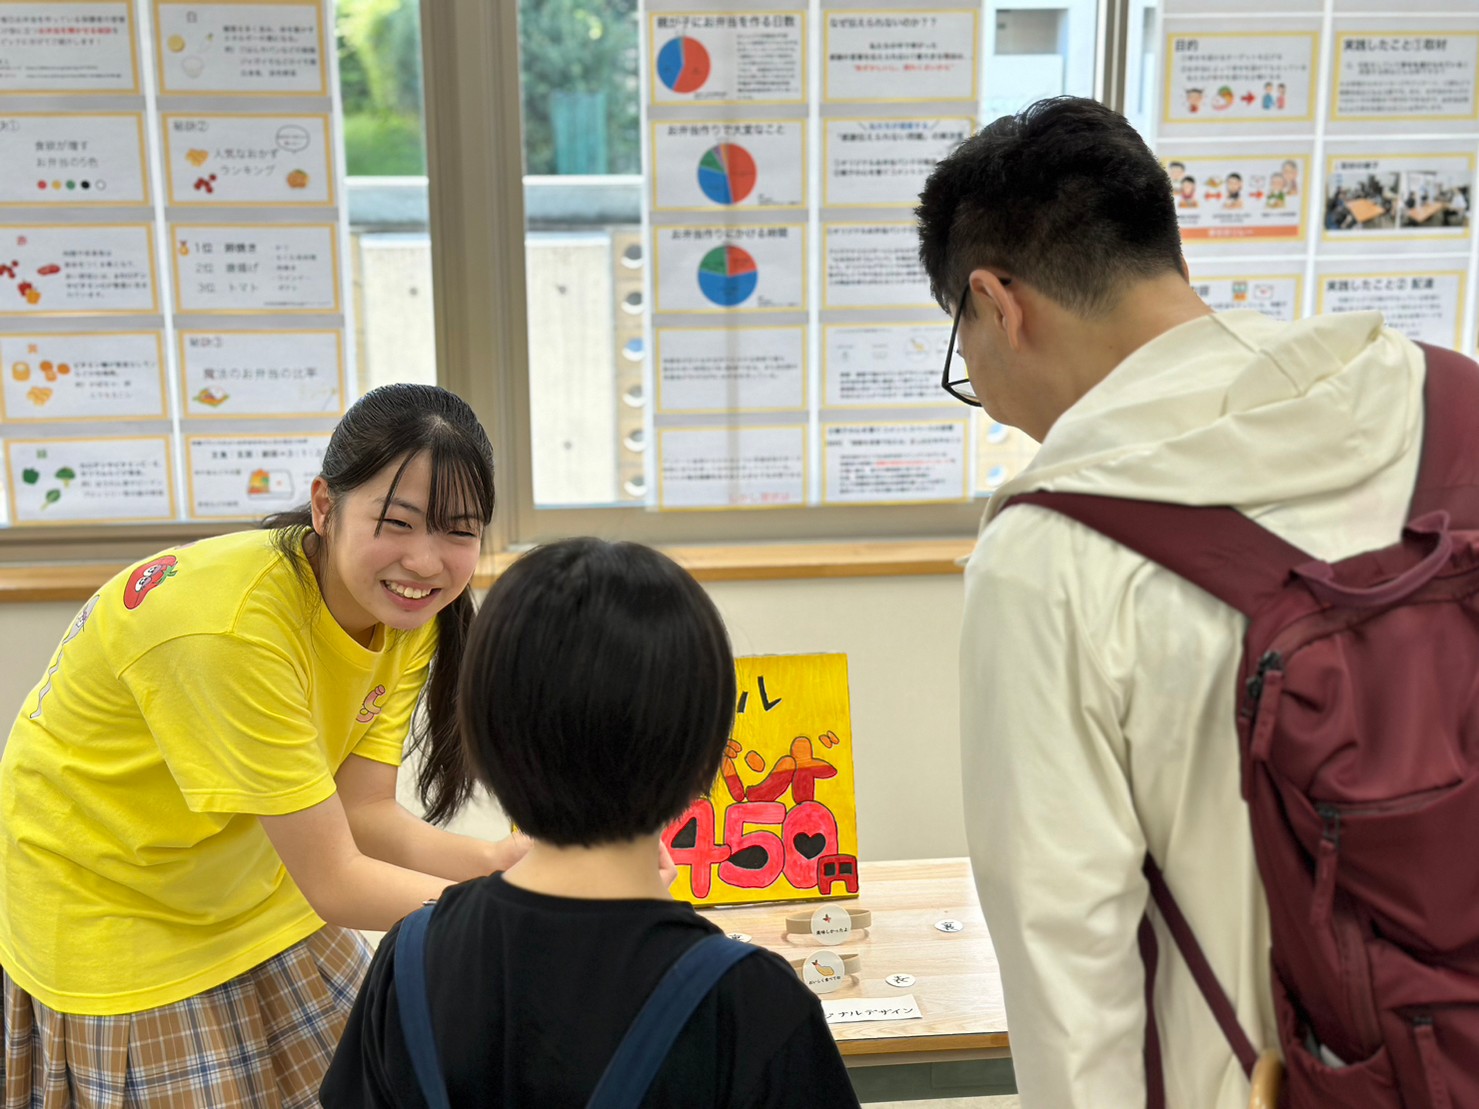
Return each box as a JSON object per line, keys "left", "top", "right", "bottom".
{"left": 917, "top": 97, "right": 1426, "bottom": 1107}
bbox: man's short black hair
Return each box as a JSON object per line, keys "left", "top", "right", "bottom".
{"left": 1227, "top": 173, "right": 1243, "bottom": 182}
{"left": 917, "top": 97, "right": 1184, "bottom": 317}
{"left": 458, "top": 538, "right": 736, "bottom": 846}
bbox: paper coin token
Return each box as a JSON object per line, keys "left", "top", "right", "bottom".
{"left": 725, "top": 932, "right": 752, "bottom": 943}
{"left": 885, "top": 973, "right": 916, "bottom": 988}
{"left": 802, "top": 949, "right": 847, "bottom": 994}
{"left": 935, "top": 918, "right": 965, "bottom": 933}
{"left": 810, "top": 906, "right": 853, "bottom": 945}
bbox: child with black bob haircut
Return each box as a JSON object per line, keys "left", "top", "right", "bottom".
{"left": 322, "top": 538, "right": 860, "bottom": 1108}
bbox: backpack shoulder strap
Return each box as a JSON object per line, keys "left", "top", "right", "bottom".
{"left": 393, "top": 905, "right": 453, "bottom": 1109}
{"left": 1411, "top": 343, "right": 1479, "bottom": 526}
{"left": 585, "top": 935, "right": 761, "bottom": 1109}
{"left": 1003, "top": 492, "right": 1311, "bottom": 616}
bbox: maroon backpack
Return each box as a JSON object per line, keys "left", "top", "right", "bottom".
{"left": 1003, "top": 343, "right": 1479, "bottom": 1108}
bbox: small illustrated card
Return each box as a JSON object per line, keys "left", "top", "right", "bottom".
{"left": 664, "top": 653, "right": 858, "bottom": 906}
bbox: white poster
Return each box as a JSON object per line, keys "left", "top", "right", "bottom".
{"left": 824, "top": 118, "right": 972, "bottom": 208}
{"left": 163, "top": 114, "right": 334, "bottom": 206}
{"left": 187, "top": 434, "right": 330, "bottom": 518}
{"left": 155, "top": 1, "right": 326, "bottom": 95}
{"left": 649, "top": 11, "right": 805, "bottom": 105}
{"left": 651, "top": 121, "right": 805, "bottom": 211}
{"left": 1316, "top": 270, "right": 1465, "bottom": 349}
{"left": 652, "top": 225, "right": 806, "bottom": 313}
{"left": 657, "top": 425, "right": 806, "bottom": 508}
{"left": 823, "top": 323, "right": 949, "bottom": 407}
{"left": 1188, "top": 275, "right": 1302, "bottom": 321}
{"left": 6, "top": 436, "right": 173, "bottom": 523}
{"left": 1161, "top": 28, "right": 1317, "bottom": 127}
{"left": 823, "top": 420, "right": 968, "bottom": 504}
{"left": 823, "top": 10, "right": 978, "bottom": 103}
{"left": 1, "top": 331, "right": 165, "bottom": 420}
{"left": 823, "top": 223, "right": 932, "bottom": 309}
{"left": 1162, "top": 152, "right": 1309, "bottom": 247}
{"left": 655, "top": 326, "right": 805, "bottom": 413}
{"left": 1332, "top": 29, "right": 1479, "bottom": 125}
{"left": 1322, "top": 150, "right": 1473, "bottom": 244}
{"left": 0, "top": 2, "right": 137, "bottom": 93}
{"left": 975, "top": 414, "right": 1038, "bottom": 496}
{"left": 171, "top": 224, "right": 340, "bottom": 313}
{"left": 0, "top": 224, "right": 157, "bottom": 315}
{"left": 180, "top": 330, "right": 343, "bottom": 417}
{"left": 0, "top": 113, "right": 149, "bottom": 204}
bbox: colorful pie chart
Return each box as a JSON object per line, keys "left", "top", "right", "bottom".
{"left": 698, "top": 244, "right": 758, "bottom": 307}
{"left": 657, "top": 35, "right": 711, "bottom": 94}
{"left": 697, "top": 143, "right": 757, "bottom": 206}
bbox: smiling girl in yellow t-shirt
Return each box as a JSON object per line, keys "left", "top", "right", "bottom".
{"left": 0, "top": 383, "right": 523, "bottom": 1107}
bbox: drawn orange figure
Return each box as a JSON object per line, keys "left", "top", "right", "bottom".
{"left": 356, "top": 684, "right": 386, "bottom": 723}
{"left": 743, "top": 736, "right": 838, "bottom": 803}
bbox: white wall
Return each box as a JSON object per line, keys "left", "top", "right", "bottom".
{"left": 0, "top": 572, "right": 970, "bottom": 862}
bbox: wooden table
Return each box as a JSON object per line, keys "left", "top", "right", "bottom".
{"left": 1345, "top": 198, "right": 1385, "bottom": 223}
{"left": 1406, "top": 202, "right": 1445, "bottom": 224}
{"left": 699, "top": 858, "right": 1014, "bottom": 1101}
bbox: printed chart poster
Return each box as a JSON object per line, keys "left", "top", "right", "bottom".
{"left": 180, "top": 330, "right": 343, "bottom": 417}
{"left": 0, "top": 3, "right": 138, "bottom": 93}
{"left": 155, "top": 1, "right": 327, "bottom": 96}
{"left": 824, "top": 223, "right": 932, "bottom": 309}
{"left": 657, "top": 425, "right": 805, "bottom": 509}
{"left": 164, "top": 115, "right": 334, "bottom": 207}
{"left": 1, "top": 332, "right": 165, "bottom": 421}
{"left": 652, "top": 121, "right": 804, "bottom": 211}
{"left": 1189, "top": 275, "right": 1302, "bottom": 321}
{"left": 975, "top": 415, "right": 1037, "bottom": 495}
{"left": 825, "top": 118, "right": 971, "bottom": 208}
{"left": 649, "top": 12, "right": 805, "bottom": 105}
{"left": 1317, "top": 270, "right": 1465, "bottom": 349}
{"left": 1162, "top": 30, "right": 1317, "bottom": 126}
{"left": 823, "top": 323, "right": 949, "bottom": 407}
{"left": 653, "top": 226, "right": 805, "bottom": 313}
{"left": 1165, "top": 154, "right": 1307, "bottom": 244}
{"left": 1332, "top": 32, "right": 1479, "bottom": 124}
{"left": 823, "top": 420, "right": 968, "bottom": 504}
{"left": 5, "top": 436, "right": 173, "bottom": 523}
{"left": 824, "top": 10, "right": 978, "bottom": 103}
{"left": 172, "top": 224, "right": 339, "bottom": 314}
{"left": 0, "top": 113, "right": 149, "bottom": 205}
{"left": 655, "top": 326, "right": 805, "bottom": 413}
{"left": 1323, "top": 153, "right": 1472, "bottom": 242}
{"left": 0, "top": 224, "right": 157, "bottom": 315}
{"left": 662, "top": 653, "right": 859, "bottom": 907}
{"left": 187, "top": 434, "right": 328, "bottom": 518}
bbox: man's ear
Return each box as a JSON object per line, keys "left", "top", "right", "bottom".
{"left": 309, "top": 476, "right": 332, "bottom": 536}
{"left": 1179, "top": 255, "right": 1192, "bottom": 282}
{"left": 970, "top": 268, "right": 1024, "bottom": 352}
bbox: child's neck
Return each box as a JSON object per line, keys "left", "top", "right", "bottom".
{"left": 500, "top": 834, "right": 672, "bottom": 901}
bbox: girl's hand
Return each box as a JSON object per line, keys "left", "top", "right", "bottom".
{"left": 659, "top": 840, "right": 678, "bottom": 889}
{"left": 486, "top": 831, "right": 531, "bottom": 874}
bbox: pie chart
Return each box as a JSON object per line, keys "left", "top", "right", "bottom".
{"left": 657, "top": 35, "right": 711, "bottom": 94}
{"left": 698, "top": 244, "right": 758, "bottom": 307}
{"left": 697, "top": 143, "right": 757, "bottom": 205}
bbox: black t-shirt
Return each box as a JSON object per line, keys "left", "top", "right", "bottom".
{"left": 321, "top": 875, "right": 861, "bottom": 1108}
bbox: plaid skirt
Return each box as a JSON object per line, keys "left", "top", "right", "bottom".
{"left": 1, "top": 925, "right": 369, "bottom": 1109}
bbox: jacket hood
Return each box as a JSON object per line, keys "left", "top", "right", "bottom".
{"left": 983, "top": 309, "right": 1425, "bottom": 526}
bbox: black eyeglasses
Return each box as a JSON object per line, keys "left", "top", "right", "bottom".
{"left": 940, "top": 277, "right": 1010, "bottom": 407}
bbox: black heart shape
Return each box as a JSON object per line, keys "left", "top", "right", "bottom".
{"left": 730, "top": 845, "right": 770, "bottom": 870}
{"left": 793, "top": 833, "right": 826, "bottom": 860}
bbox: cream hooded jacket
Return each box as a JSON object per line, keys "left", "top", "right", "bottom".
{"left": 961, "top": 309, "right": 1426, "bottom": 1108}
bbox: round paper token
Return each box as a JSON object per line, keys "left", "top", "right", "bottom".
{"left": 725, "top": 932, "right": 752, "bottom": 943}
{"left": 810, "top": 905, "right": 853, "bottom": 945}
{"left": 801, "top": 949, "right": 847, "bottom": 994}
{"left": 885, "top": 973, "right": 916, "bottom": 988}
{"left": 935, "top": 918, "right": 965, "bottom": 934}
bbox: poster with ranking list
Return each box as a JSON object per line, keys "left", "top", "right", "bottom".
{"left": 0, "top": 0, "right": 352, "bottom": 528}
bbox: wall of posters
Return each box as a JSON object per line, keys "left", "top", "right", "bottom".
{"left": 0, "top": 0, "right": 352, "bottom": 528}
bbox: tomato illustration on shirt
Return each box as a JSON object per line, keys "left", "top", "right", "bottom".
{"left": 123, "top": 555, "right": 178, "bottom": 610}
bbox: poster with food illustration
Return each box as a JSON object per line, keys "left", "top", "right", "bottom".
{"left": 662, "top": 653, "right": 859, "bottom": 907}
{"left": 1161, "top": 151, "right": 1310, "bottom": 249}
{"left": 154, "top": 0, "right": 327, "bottom": 95}
{"left": 180, "top": 331, "right": 344, "bottom": 417}
{"left": 163, "top": 115, "right": 334, "bottom": 206}
{"left": 185, "top": 434, "right": 329, "bottom": 519}
{"left": 4, "top": 437, "right": 175, "bottom": 524}
{"left": 0, "top": 113, "right": 150, "bottom": 206}
{"left": 1161, "top": 27, "right": 1318, "bottom": 130}
{"left": 0, "top": 225, "right": 158, "bottom": 315}
{"left": 1, "top": 332, "right": 167, "bottom": 422}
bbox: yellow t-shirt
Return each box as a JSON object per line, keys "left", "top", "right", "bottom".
{"left": 0, "top": 530, "right": 437, "bottom": 1015}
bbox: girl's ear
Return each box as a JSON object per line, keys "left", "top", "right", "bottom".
{"left": 309, "top": 476, "right": 333, "bottom": 536}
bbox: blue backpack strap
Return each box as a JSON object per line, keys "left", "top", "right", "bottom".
{"left": 586, "top": 935, "right": 760, "bottom": 1109}
{"left": 393, "top": 905, "right": 453, "bottom": 1109}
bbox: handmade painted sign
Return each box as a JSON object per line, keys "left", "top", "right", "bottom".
{"left": 663, "top": 653, "right": 858, "bottom": 906}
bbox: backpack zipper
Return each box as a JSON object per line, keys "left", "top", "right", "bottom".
{"left": 1310, "top": 805, "right": 1341, "bottom": 930}
{"left": 1241, "top": 651, "right": 1284, "bottom": 721}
